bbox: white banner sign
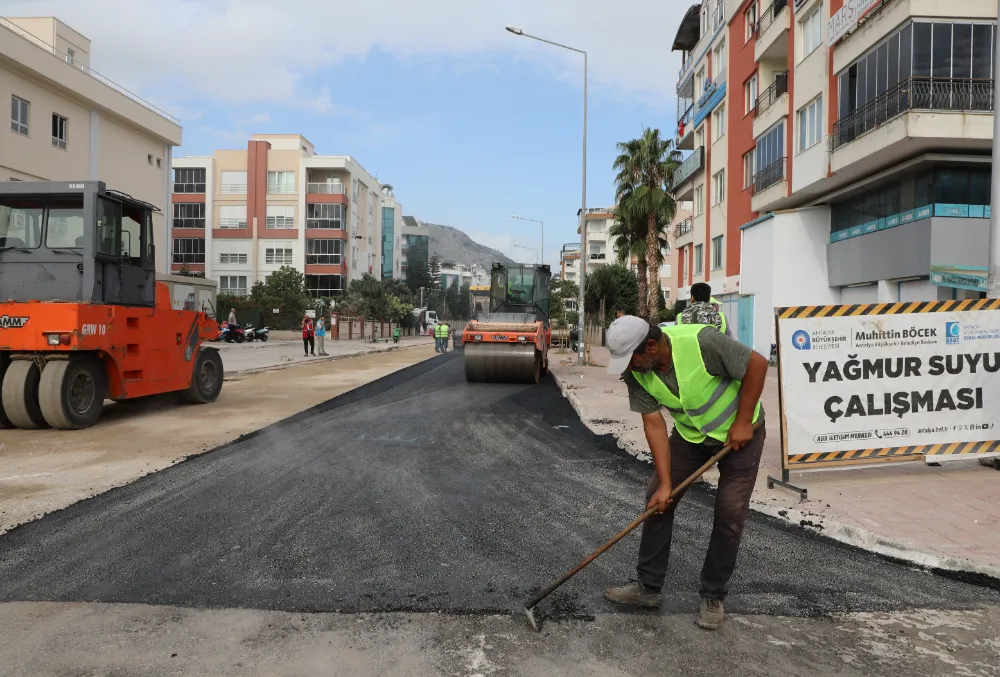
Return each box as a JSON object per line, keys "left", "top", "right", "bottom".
{"left": 827, "top": 0, "right": 882, "bottom": 46}
{"left": 778, "top": 306, "right": 1000, "bottom": 461}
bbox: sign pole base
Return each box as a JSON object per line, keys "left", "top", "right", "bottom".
{"left": 767, "top": 470, "right": 808, "bottom": 502}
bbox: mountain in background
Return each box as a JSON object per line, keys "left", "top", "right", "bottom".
{"left": 417, "top": 222, "right": 515, "bottom": 269}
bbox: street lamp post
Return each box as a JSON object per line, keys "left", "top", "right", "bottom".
{"left": 988, "top": 0, "right": 1000, "bottom": 300}
{"left": 514, "top": 244, "right": 539, "bottom": 264}
{"left": 511, "top": 215, "right": 544, "bottom": 268}
{"left": 506, "top": 26, "right": 586, "bottom": 366}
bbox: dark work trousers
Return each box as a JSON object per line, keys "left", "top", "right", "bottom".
{"left": 636, "top": 424, "right": 766, "bottom": 600}
{"left": 303, "top": 335, "right": 315, "bottom": 355}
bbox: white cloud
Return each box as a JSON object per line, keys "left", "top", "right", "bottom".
{"left": 3, "top": 0, "right": 685, "bottom": 109}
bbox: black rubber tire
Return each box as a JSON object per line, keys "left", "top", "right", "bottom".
{"left": 233, "top": 333, "right": 245, "bottom": 344}
{"left": 182, "top": 348, "right": 224, "bottom": 404}
{"left": 1, "top": 360, "right": 48, "bottom": 429}
{"left": 259, "top": 333, "right": 268, "bottom": 342}
{"left": 38, "top": 356, "right": 106, "bottom": 430}
{"left": 0, "top": 354, "right": 12, "bottom": 429}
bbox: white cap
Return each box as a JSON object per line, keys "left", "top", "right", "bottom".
{"left": 605, "top": 315, "right": 653, "bottom": 375}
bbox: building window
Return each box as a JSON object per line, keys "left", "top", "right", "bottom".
{"left": 712, "top": 235, "right": 723, "bottom": 270}
{"left": 695, "top": 125, "right": 706, "bottom": 149}
{"left": 754, "top": 120, "right": 786, "bottom": 193}
{"left": 66, "top": 48, "right": 75, "bottom": 65}
{"left": 713, "top": 40, "right": 726, "bottom": 81}
{"left": 218, "top": 205, "right": 247, "bottom": 229}
{"left": 743, "top": 148, "right": 756, "bottom": 189}
{"left": 265, "top": 205, "right": 295, "bottom": 229}
{"left": 713, "top": 169, "right": 726, "bottom": 204}
{"left": 696, "top": 67, "right": 707, "bottom": 99}
{"left": 694, "top": 185, "right": 705, "bottom": 215}
{"left": 306, "top": 274, "right": 343, "bottom": 297}
{"left": 745, "top": 74, "right": 758, "bottom": 114}
{"left": 798, "top": 96, "right": 823, "bottom": 152}
{"left": 713, "top": 105, "right": 726, "bottom": 139}
{"left": 306, "top": 203, "right": 344, "bottom": 229}
{"left": 694, "top": 244, "right": 704, "bottom": 275}
{"left": 51, "top": 114, "right": 68, "bottom": 149}
{"left": 172, "top": 237, "right": 205, "bottom": 264}
{"left": 220, "top": 275, "right": 248, "bottom": 297}
{"left": 264, "top": 247, "right": 293, "bottom": 265}
{"left": 307, "top": 238, "right": 343, "bottom": 265}
{"left": 10, "top": 96, "right": 29, "bottom": 136}
{"left": 174, "top": 168, "right": 206, "bottom": 193}
{"left": 173, "top": 203, "right": 205, "bottom": 229}
{"left": 800, "top": 8, "right": 822, "bottom": 60}
{"left": 745, "top": 1, "right": 757, "bottom": 42}
{"left": 219, "top": 253, "right": 248, "bottom": 264}
{"left": 266, "top": 171, "right": 296, "bottom": 194}
{"left": 221, "top": 171, "right": 247, "bottom": 194}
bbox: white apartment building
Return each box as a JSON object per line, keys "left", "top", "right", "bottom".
{"left": 1, "top": 15, "right": 182, "bottom": 271}
{"left": 171, "top": 135, "right": 404, "bottom": 298}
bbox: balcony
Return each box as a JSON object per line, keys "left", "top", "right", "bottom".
{"left": 220, "top": 183, "right": 246, "bottom": 194}
{"left": 752, "top": 72, "right": 789, "bottom": 138}
{"left": 751, "top": 158, "right": 788, "bottom": 212}
{"left": 305, "top": 219, "right": 344, "bottom": 231}
{"left": 754, "top": 0, "right": 789, "bottom": 63}
{"left": 266, "top": 184, "right": 296, "bottom": 195}
{"left": 307, "top": 182, "right": 346, "bottom": 195}
{"left": 676, "top": 104, "right": 695, "bottom": 150}
{"left": 671, "top": 146, "right": 704, "bottom": 200}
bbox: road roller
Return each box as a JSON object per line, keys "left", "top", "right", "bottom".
{"left": 463, "top": 263, "right": 551, "bottom": 384}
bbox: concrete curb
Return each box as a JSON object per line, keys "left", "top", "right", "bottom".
{"left": 224, "top": 342, "right": 432, "bottom": 379}
{"left": 549, "top": 370, "right": 1000, "bottom": 581}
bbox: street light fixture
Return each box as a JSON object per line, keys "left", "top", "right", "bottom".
{"left": 514, "top": 244, "right": 539, "bottom": 264}
{"left": 511, "top": 215, "right": 544, "bottom": 267}
{"left": 506, "top": 26, "right": 587, "bottom": 366}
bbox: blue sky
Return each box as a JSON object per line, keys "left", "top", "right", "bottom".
{"left": 8, "top": 0, "right": 687, "bottom": 269}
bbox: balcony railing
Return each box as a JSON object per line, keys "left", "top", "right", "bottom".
{"left": 755, "top": 0, "right": 788, "bottom": 38}
{"left": 752, "top": 158, "right": 786, "bottom": 195}
{"left": 306, "top": 219, "right": 343, "bottom": 230}
{"left": 831, "top": 77, "right": 995, "bottom": 151}
{"left": 673, "top": 218, "right": 694, "bottom": 239}
{"left": 267, "top": 184, "right": 296, "bottom": 195}
{"left": 307, "top": 182, "right": 346, "bottom": 195}
{"left": 221, "top": 183, "right": 246, "bottom": 194}
{"left": 0, "top": 16, "right": 180, "bottom": 125}
{"left": 217, "top": 218, "right": 247, "bottom": 229}
{"left": 755, "top": 71, "right": 788, "bottom": 118}
{"left": 173, "top": 182, "right": 205, "bottom": 194}
{"left": 672, "top": 146, "right": 704, "bottom": 189}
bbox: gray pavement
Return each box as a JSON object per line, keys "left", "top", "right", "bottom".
{"left": 0, "top": 353, "right": 998, "bottom": 675}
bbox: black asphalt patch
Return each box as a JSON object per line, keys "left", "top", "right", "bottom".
{"left": 0, "top": 353, "right": 997, "bottom": 622}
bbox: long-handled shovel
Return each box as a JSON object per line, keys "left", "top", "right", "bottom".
{"left": 522, "top": 442, "right": 735, "bottom": 631}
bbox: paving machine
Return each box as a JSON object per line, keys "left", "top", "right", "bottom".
{"left": 0, "top": 180, "right": 223, "bottom": 430}
{"left": 462, "top": 263, "right": 551, "bottom": 384}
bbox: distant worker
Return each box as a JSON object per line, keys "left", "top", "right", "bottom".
{"left": 603, "top": 315, "right": 768, "bottom": 631}
{"left": 315, "top": 314, "right": 328, "bottom": 356}
{"left": 440, "top": 322, "right": 450, "bottom": 353}
{"left": 678, "top": 282, "right": 730, "bottom": 336}
{"left": 301, "top": 313, "right": 315, "bottom": 357}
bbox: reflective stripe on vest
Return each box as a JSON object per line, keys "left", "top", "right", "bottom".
{"left": 631, "top": 324, "right": 760, "bottom": 444}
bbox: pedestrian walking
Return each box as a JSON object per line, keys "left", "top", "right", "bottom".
{"left": 315, "top": 314, "right": 328, "bottom": 356}
{"left": 228, "top": 307, "right": 238, "bottom": 326}
{"left": 602, "top": 315, "right": 768, "bottom": 631}
{"left": 302, "top": 313, "right": 315, "bottom": 357}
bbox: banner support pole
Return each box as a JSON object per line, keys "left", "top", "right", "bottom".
{"left": 766, "top": 307, "right": 808, "bottom": 501}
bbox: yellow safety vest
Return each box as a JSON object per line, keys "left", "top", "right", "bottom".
{"left": 631, "top": 324, "right": 759, "bottom": 444}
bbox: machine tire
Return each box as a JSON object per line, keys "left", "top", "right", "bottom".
{"left": 183, "top": 348, "right": 223, "bottom": 404}
{"left": 259, "top": 333, "right": 268, "bottom": 342}
{"left": 233, "top": 333, "right": 245, "bottom": 344}
{"left": 1, "top": 360, "right": 48, "bottom": 429}
{"left": 0, "top": 355, "right": 12, "bottom": 429}
{"left": 38, "top": 357, "right": 107, "bottom": 430}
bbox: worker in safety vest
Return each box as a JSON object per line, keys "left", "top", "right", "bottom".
{"left": 436, "top": 322, "right": 450, "bottom": 353}
{"left": 433, "top": 323, "right": 442, "bottom": 352}
{"left": 602, "top": 315, "right": 767, "bottom": 631}
{"left": 677, "top": 282, "right": 730, "bottom": 336}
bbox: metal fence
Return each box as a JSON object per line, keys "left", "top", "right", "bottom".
{"left": 752, "top": 158, "right": 786, "bottom": 195}
{"left": 755, "top": 0, "right": 788, "bottom": 38}
{"left": 755, "top": 71, "right": 788, "bottom": 118}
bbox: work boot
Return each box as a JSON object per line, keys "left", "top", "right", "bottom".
{"left": 603, "top": 582, "right": 662, "bottom": 608}
{"left": 697, "top": 597, "right": 724, "bottom": 630}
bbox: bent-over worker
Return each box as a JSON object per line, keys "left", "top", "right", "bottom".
{"left": 603, "top": 315, "right": 768, "bottom": 631}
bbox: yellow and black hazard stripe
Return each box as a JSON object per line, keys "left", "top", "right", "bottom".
{"left": 924, "top": 439, "right": 1000, "bottom": 456}
{"left": 777, "top": 298, "right": 1000, "bottom": 320}
{"left": 788, "top": 445, "right": 926, "bottom": 466}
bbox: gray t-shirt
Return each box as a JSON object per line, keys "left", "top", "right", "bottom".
{"left": 622, "top": 326, "right": 765, "bottom": 446}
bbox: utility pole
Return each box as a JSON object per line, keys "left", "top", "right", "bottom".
{"left": 988, "top": 0, "right": 1000, "bottom": 299}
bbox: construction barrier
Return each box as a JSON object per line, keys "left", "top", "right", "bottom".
{"left": 769, "top": 298, "right": 1000, "bottom": 499}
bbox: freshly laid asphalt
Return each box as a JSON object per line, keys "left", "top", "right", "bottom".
{"left": 0, "top": 352, "right": 997, "bottom": 625}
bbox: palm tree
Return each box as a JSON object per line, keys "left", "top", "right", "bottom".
{"left": 613, "top": 127, "right": 682, "bottom": 315}
{"left": 608, "top": 207, "right": 649, "bottom": 315}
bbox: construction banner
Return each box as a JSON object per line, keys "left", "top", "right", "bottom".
{"left": 775, "top": 299, "right": 1000, "bottom": 470}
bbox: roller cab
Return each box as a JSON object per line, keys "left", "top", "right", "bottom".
{"left": 463, "top": 263, "right": 551, "bottom": 384}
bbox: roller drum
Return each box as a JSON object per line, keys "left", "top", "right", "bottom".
{"left": 464, "top": 342, "right": 541, "bottom": 384}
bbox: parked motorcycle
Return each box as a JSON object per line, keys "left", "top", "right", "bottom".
{"left": 245, "top": 325, "right": 270, "bottom": 342}
{"left": 218, "top": 323, "right": 246, "bottom": 343}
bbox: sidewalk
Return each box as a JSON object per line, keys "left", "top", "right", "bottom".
{"left": 216, "top": 336, "right": 435, "bottom": 375}
{"left": 549, "top": 345, "right": 1000, "bottom": 578}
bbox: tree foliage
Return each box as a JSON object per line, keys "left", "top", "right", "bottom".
{"left": 585, "top": 264, "right": 639, "bottom": 328}
{"left": 549, "top": 278, "right": 579, "bottom": 329}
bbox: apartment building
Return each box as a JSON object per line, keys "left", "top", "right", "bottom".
{"left": 401, "top": 215, "right": 429, "bottom": 286}
{"left": 577, "top": 206, "right": 621, "bottom": 272}
{"left": 672, "top": 1, "right": 742, "bottom": 316}
{"left": 732, "top": 0, "right": 996, "bottom": 355}
{"left": 1, "top": 15, "right": 182, "bottom": 271}
{"left": 171, "top": 135, "right": 403, "bottom": 298}
{"left": 560, "top": 242, "right": 581, "bottom": 282}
